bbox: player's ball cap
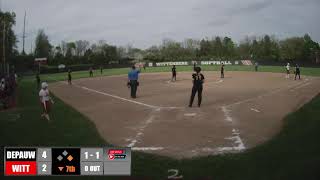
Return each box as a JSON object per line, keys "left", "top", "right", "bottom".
{"left": 195, "top": 67, "right": 201, "bottom": 72}
{"left": 41, "top": 82, "right": 48, "bottom": 89}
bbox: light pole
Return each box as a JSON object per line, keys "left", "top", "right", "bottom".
{"left": 2, "top": 19, "right": 6, "bottom": 75}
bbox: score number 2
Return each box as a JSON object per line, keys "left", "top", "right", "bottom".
{"left": 168, "top": 169, "right": 183, "bottom": 179}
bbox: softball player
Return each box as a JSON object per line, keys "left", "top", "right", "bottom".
{"left": 221, "top": 63, "right": 225, "bottom": 78}
{"left": 189, "top": 67, "right": 205, "bottom": 107}
{"left": 172, "top": 65, "right": 177, "bottom": 81}
{"left": 68, "top": 69, "right": 72, "bottom": 85}
{"left": 294, "top": 64, "right": 301, "bottom": 80}
{"left": 255, "top": 62, "right": 259, "bottom": 72}
{"left": 39, "top": 82, "right": 54, "bottom": 121}
{"left": 285, "top": 63, "right": 290, "bottom": 78}
{"left": 89, "top": 67, "right": 93, "bottom": 77}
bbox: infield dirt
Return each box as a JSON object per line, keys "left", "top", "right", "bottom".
{"left": 50, "top": 71, "right": 320, "bottom": 158}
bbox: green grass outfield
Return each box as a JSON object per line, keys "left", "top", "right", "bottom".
{"left": 40, "top": 65, "right": 320, "bottom": 81}
{"left": 0, "top": 65, "right": 320, "bottom": 180}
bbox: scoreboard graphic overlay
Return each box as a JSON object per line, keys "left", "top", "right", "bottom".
{"left": 4, "top": 147, "right": 131, "bottom": 176}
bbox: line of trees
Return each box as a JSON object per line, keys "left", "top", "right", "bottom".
{"left": 33, "top": 31, "right": 136, "bottom": 66}
{"left": 144, "top": 35, "right": 320, "bottom": 62}
{"left": 34, "top": 32, "right": 319, "bottom": 66}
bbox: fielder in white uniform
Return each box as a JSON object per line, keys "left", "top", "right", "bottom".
{"left": 285, "top": 63, "right": 290, "bottom": 79}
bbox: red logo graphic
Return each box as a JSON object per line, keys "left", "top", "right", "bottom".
{"left": 108, "top": 154, "right": 115, "bottom": 160}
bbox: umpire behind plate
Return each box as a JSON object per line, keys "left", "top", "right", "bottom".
{"left": 127, "top": 65, "right": 140, "bottom": 98}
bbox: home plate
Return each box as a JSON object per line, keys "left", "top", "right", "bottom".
{"left": 184, "top": 113, "right": 197, "bottom": 117}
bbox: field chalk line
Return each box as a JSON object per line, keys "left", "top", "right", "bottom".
{"left": 48, "top": 76, "right": 183, "bottom": 110}
{"left": 219, "top": 105, "right": 246, "bottom": 153}
{"left": 184, "top": 113, "right": 197, "bottom": 117}
{"left": 126, "top": 109, "right": 160, "bottom": 148}
{"left": 250, "top": 108, "right": 260, "bottom": 113}
{"left": 81, "top": 86, "right": 157, "bottom": 109}
{"left": 221, "top": 106, "right": 233, "bottom": 122}
{"left": 197, "top": 129, "right": 246, "bottom": 154}
{"left": 225, "top": 79, "right": 310, "bottom": 107}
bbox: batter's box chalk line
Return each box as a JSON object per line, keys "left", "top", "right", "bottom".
{"left": 220, "top": 105, "right": 247, "bottom": 153}
{"left": 194, "top": 128, "right": 246, "bottom": 154}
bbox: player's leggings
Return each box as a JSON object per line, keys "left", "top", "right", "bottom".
{"left": 295, "top": 72, "right": 300, "bottom": 80}
{"left": 189, "top": 85, "right": 203, "bottom": 107}
{"left": 130, "top": 80, "right": 138, "bottom": 98}
{"left": 221, "top": 71, "right": 224, "bottom": 78}
{"left": 172, "top": 73, "right": 176, "bottom": 81}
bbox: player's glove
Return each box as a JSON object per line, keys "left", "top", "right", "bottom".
{"left": 127, "top": 82, "right": 131, "bottom": 88}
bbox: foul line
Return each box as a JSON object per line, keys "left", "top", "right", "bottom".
{"left": 81, "top": 86, "right": 157, "bottom": 109}
{"left": 225, "top": 79, "right": 310, "bottom": 107}
{"left": 80, "top": 86, "right": 184, "bottom": 110}
{"left": 48, "top": 76, "right": 183, "bottom": 110}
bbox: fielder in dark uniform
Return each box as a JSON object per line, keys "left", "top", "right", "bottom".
{"left": 294, "top": 64, "right": 301, "bottom": 80}
{"left": 68, "top": 69, "right": 72, "bottom": 85}
{"left": 172, "top": 65, "right": 177, "bottom": 81}
{"left": 89, "top": 67, "right": 93, "bottom": 77}
{"left": 221, "top": 63, "right": 225, "bottom": 78}
{"left": 189, "top": 67, "right": 205, "bottom": 107}
{"left": 100, "top": 66, "right": 103, "bottom": 75}
{"left": 128, "top": 66, "right": 140, "bottom": 98}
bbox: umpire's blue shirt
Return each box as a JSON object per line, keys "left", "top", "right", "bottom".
{"left": 128, "top": 69, "right": 140, "bottom": 80}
